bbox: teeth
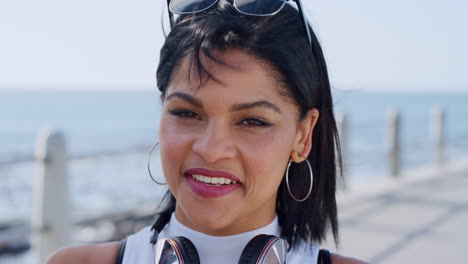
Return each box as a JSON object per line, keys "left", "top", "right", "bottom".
{"left": 191, "top": 174, "right": 237, "bottom": 185}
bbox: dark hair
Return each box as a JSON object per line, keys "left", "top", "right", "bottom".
{"left": 153, "top": 0, "right": 342, "bottom": 249}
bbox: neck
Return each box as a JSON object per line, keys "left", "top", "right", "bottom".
{"left": 174, "top": 204, "right": 277, "bottom": 236}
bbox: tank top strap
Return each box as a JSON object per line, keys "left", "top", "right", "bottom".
{"left": 115, "top": 239, "right": 126, "bottom": 264}
{"left": 317, "top": 249, "right": 332, "bottom": 264}
{"left": 119, "top": 226, "right": 154, "bottom": 264}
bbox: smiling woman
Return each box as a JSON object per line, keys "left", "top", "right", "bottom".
{"left": 45, "top": 0, "right": 366, "bottom": 263}
{"left": 159, "top": 50, "right": 318, "bottom": 237}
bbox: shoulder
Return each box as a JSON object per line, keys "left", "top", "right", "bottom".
{"left": 331, "top": 253, "right": 369, "bottom": 264}
{"left": 44, "top": 241, "right": 121, "bottom": 264}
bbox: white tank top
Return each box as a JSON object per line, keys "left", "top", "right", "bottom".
{"left": 122, "top": 214, "right": 319, "bottom": 264}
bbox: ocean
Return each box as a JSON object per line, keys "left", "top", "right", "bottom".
{"left": 0, "top": 90, "right": 467, "bottom": 223}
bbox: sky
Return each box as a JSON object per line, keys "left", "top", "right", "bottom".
{"left": 0, "top": 0, "right": 467, "bottom": 92}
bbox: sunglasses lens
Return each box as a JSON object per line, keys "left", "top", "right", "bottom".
{"left": 169, "top": 0, "right": 218, "bottom": 14}
{"left": 235, "top": 0, "right": 285, "bottom": 15}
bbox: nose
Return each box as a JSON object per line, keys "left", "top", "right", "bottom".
{"left": 192, "top": 120, "right": 237, "bottom": 163}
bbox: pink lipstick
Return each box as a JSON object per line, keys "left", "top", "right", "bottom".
{"left": 184, "top": 168, "right": 241, "bottom": 199}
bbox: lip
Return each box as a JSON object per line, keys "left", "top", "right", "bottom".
{"left": 184, "top": 168, "right": 241, "bottom": 183}
{"left": 184, "top": 167, "right": 241, "bottom": 199}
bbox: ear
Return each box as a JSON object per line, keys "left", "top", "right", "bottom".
{"left": 290, "top": 108, "right": 319, "bottom": 163}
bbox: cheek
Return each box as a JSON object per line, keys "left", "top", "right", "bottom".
{"left": 159, "top": 114, "right": 197, "bottom": 150}
{"left": 159, "top": 116, "right": 192, "bottom": 186}
{"left": 239, "top": 127, "right": 293, "bottom": 188}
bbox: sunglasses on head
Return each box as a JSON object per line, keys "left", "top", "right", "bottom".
{"left": 166, "top": 0, "right": 312, "bottom": 46}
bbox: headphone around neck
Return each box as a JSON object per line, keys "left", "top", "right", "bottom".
{"left": 151, "top": 230, "right": 287, "bottom": 264}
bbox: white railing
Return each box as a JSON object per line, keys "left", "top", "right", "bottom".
{"left": 336, "top": 105, "right": 447, "bottom": 181}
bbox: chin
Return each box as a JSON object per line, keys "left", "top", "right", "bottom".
{"left": 181, "top": 201, "right": 238, "bottom": 236}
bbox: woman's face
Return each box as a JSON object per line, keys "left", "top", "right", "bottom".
{"left": 159, "top": 49, "right": 318, "bottom": 236}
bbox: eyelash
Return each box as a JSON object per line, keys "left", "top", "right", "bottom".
{"left": 168, "top": 109, "right": 273, "bottom": 128}
{"left": 169, "top": 109, "right": 202, "bottom": 120}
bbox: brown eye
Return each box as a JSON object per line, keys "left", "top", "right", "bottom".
{"left": 168, "top": 109, "right": 202, "bottom": 120}
{"left": 239, "top": 118, "right": 273, "bottom": 127}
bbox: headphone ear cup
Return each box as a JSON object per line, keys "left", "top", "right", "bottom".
{"left": 172, "top": 236, "right": 201, "bottom": 264}
{"left": 238, "top": 234, "right": 276, "bottom": 264}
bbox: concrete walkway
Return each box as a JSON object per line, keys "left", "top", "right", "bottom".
{"left": 324, "top": 160, "right": 468, "bottom": 263}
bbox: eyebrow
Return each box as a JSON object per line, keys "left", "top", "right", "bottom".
{"left": 165, "top": 92, "right": 281, "bottom": 114}
{"left": 230, "top": 100, "right": 281, "bottom": 114}
{"left": 165, "top": 92, "right": 203, "bottom": 108}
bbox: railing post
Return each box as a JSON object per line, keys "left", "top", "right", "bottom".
{"left": 387, "top": 109, "right": 401, "bottom": 177}
{"left": 336, "top": 111, "right": 347, "bottom": 190}
{"left": 32, "top": 129, "right": 70, "bottom": 263}
{"left": 431, "top": 105, "right": 444, "bottom": 166}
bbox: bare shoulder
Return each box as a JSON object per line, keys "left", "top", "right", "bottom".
{"left": 44, "top": 241, "right": 121, "bottom": 264}
{"left": 331, "top": 253, "right": 369, "bottom": 264}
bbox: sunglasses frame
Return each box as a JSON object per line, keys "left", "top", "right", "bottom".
{"left": 166, "top": 0, "right": 312, "bottom": 46}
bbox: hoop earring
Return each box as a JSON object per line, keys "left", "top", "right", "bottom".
{"left": 285, "top": 158, "right": 313, "bottom": 202}
{"left": 147, "top": 141, "right": 167, "bottom": 185}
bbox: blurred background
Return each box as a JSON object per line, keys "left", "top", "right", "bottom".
{"left": 1, "top": 0, "right": 467, "bottom": 263}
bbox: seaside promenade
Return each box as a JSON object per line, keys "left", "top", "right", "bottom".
{"left": 322, "top": 157, "right": 468, "bottom": 263}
